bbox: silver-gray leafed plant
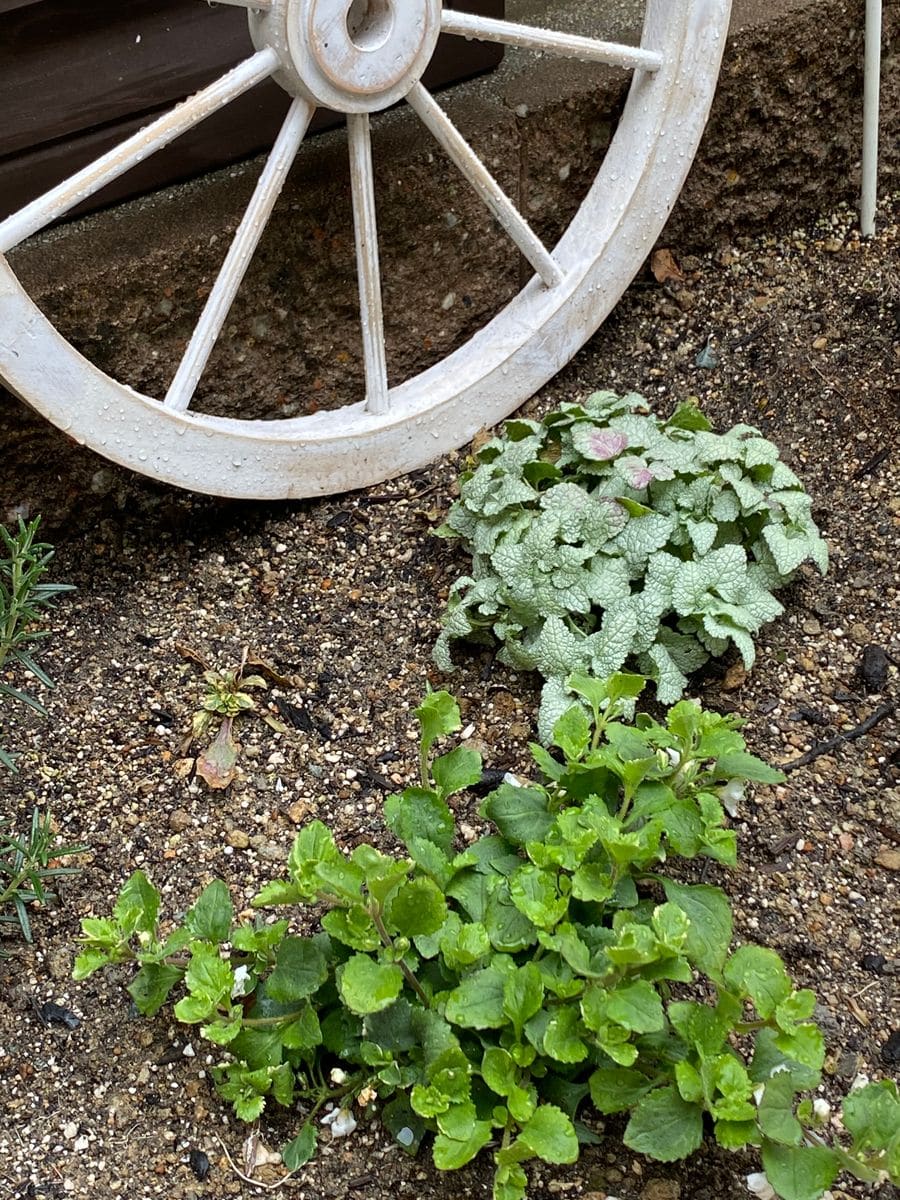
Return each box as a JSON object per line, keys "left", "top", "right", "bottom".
{"left": 435, "top": 392, "right": 828, "bottom": 741}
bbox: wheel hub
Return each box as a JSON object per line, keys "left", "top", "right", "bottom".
{"left": 250, "top": 0, "right": 442, "bottom": 113}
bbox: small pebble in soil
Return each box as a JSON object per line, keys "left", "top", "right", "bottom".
{"left": 880, "top": 1030, "right": 900, "bottom": 1066}
{"left": 640, "top": 1180, "right": 681, "bottom": 1200}
{"left": 858, "top": 644, "right": 889, "bottom": 692}
{"left": 38, "top": 1002, "right": 81, "bottom": 1030}
{"left": 860, "top": 953, "right": 886, "bottom": 974}
{"left": 188, "top": 1149, "right": 211, "bottom": 1181}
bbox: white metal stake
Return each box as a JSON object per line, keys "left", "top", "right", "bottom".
{"left": 860, "top": 0, "right": 881, "bottom": 236}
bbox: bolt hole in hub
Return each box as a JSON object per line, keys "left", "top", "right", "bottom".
{"left": 346, "top": 0, "right": 394, "bottom": 51}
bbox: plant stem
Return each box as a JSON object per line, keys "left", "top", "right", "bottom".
{"left": 370, "top": 906, "right": 431, "bottom": 1009}
{"left": 241, "top": 1009, "right": 308, "bottom": 1029}
{"left": 735, "top": 1019, "right": 770, "bottom": 1034}
{"left": 0, "top": 569, "right": 19, "bottom": 673}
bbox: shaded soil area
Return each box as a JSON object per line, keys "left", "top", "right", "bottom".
{"left": 0, "top": 195, "right": 898, "bottom": 1200}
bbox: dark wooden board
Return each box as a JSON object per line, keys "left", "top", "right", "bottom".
{"left": 0, "top": 0, "right": 505, "bottom": 221}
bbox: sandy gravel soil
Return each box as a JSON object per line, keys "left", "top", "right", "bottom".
{"left": 0, "top": 195, "right": 897, "bottom": 1200}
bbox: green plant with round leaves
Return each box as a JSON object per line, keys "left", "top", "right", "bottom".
{"left": 74, "top": 686, "right": 897, "bottom": 1199}
{"left": 434, "top": 391, "right": 828, "bottom": 741}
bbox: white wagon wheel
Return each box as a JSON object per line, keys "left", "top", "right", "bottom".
{"left": 0, "top": 0, "right": 730, "bottom": 500}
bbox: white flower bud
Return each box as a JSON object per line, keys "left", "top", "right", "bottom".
{"left": 720, "top": 778, "right": 745, "bottom": 817}
{"left": 329, "top": 1067, "right": 348, "bottom": 1085}
{"left": 813, "top": 1098, "right": 831, "bottom": 1122}
{"left": 321, "top": 1107, "right": 357, "bottom": 1138}
{"left": 665, "top": 748, "right": 682, "bottom": 768}
{"left": 231, "top": 965, "right": 251, "bottom": 998}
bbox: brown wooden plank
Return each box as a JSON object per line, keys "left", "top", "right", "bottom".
{"left": 0, "top": 1, "right": 248, "bottom": 158}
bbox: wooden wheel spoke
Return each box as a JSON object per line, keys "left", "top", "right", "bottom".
{"left": 348, "top": 113, "right": 390, "bottom": 416}
{"left": 164, "top": 98, "right": 314, "bottom": 413}
{"left": 440, "top": 10, "right": 663, "bottom": 72}
{"left": 0, "top": 0, "right": 732, "bottom": 500}
{"left": 406, "top": 83, "right": 563, "bottom": 289}
{"left": 0, "top": 49, "right": 279, "bottom": 254}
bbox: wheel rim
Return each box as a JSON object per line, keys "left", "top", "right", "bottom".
{"left": 0, "top": 0, "right": 731, "bottom": 500}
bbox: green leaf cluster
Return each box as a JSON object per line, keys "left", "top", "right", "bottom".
{"left": 0, "top": 517, "right": 74, "bottom": 770}
{"left": 1, "top": 806, "right": 86, "bottom": 956}
{"left": 74, "top": 688, "right": 896, "bottom": 1200}
{"left": 433, "top": 392, "right": 828, "bottom": 739}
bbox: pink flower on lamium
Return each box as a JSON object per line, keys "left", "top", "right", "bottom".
{"left": 629, "top": 465, "right": 655, "bottom": 488}
{"left": 588, "top": 430, "right": 629, "bottom": 460}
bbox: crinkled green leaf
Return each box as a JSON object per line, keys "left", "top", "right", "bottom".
{"left": 184, "top": 880, "right": 233, "bottom": 943}
{"left": 624, "top": 1087, "right": 704, "bottom": 1161}
{"left": 757, "top": 1070, "right": 803, "bottom": 1145}
{"left": 128, "top": 962, "right": 183, "bottom": 1017}
{"left": 518, "top": 1105, "right": 579, "bottom": 1164}
{"left": 282, "top": 1123, "right": 317, "bottom": 1171}
{"left": 481, "top": 783, "right": 553, "bottom": 846}
{"left": 749, "top": 1026, "right": 825, "bottom": 1090}
{"left": 444, "top": 961, "right": 513, "bottom": 1029}
{"left": 668, "top": 1000, "right": 732, "bottom": 1057}
{"left": 432, "top": 1119, "right": 493, "bottom": 1170}
{"left": 660, "top": 880, "right": 732, "bottom": 975}
{"left": 724, "top": 945, "right": 792, "bottom": 1018}
{"left": 173, "top": 942, "right": 232, "bottom": 1023}
{"left": 432, "top": 746, "right": 483, "bottom": 799}
{"left": 322, "top": 904, "right": 381, "bottom": 951}
{"left": 338, "top": 955, "right": 404, "bottom": 1015}
{"left": 842, "top": 1079, "right": 900, "bottom": 1151}
{"left": 416, "top": 691, "right": 462, "bottom": 758}
{"left": 774, "top": 988, "right": 817, "bottom": 1034}
{"left": 267, "top": 936, "right": 329, "bottom": 1003}
{"left": 589, "top": 1067, "right": 654, "bottom": 1114}
{"left": 509, "top": 864, "right": 568, "bottom": 930}
{"left": 385, "top": 876, "right": 448, "bottom": 938}
{"left": 761, "top": 1142, "right": 839, "bottom": 1200}
{"left": 551, "top": 703, "right": 591, "bottom": 762}
{"left": 114, "top": 871, "right": 160, "bottom": 937}
{"left": 604, "top": 979, "right": 665, "bottom": 1033}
